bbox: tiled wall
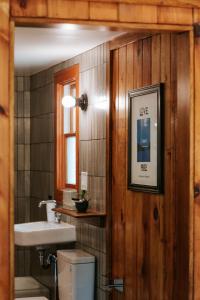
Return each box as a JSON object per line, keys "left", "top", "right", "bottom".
{"left": 30, "top": 74, "right": 54, "bottom": 220}
{"left": 30, "top": 43, "right": 109, "bottom": 300}
{"left": 14, "top": 76, "right": 31, "bottom": 276}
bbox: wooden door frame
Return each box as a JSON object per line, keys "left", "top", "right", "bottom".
{"left": 7, "top": 17, "right": 194, "bottom": 300}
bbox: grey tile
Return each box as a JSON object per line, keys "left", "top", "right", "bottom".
{"left": 30, "top": 171, "right": 50, "bottom": 199}
{"left": 24, "top": 118, "right": 30, "bottom": 144}
{"left": 17, "top": 77, "right": 24, "bottom": 91}
{"left": 17, "top": 171, "right": 25, "bottom": 197}
{"left": 30, "top": 144, "right": 39, "bottom": 170}
{"left": 24, "top": 76, "right": 30, "bottom": 91}
{"left": 17, "top": 144, "right": 24, "bottom": 171}
{"left": 24, "top": 91, "right": 30, "bottom": 117}
{"left": 17, "top": 118, "right": 24, "bottom": 144}
{"left": 30, "top": 197, "right": 46, "bottom": 222}
{"left": 30, "top": 74, "right": 37, "bottom": 91}
{"left": 14, "top": 92, "right": 18, "bottom": 117}
{"left": 80, "top": 68, "right": 97, "bottom": 106}
{"left": 79, "top": 105, "right": 92, "bottom": 141}
{"left": 17, "top": 197, "right": 27, "bottom": 223}
{"left": 91, "top": 140, "right": 106, "bottom": 177}
{"left": 91, "top": 104, "right": 107, "bottom": 140}
{"left": 30, "top": 89, "right": 39, "bottom": 117}
{"left": 25, "top": 144, "right": 30, "bottom": 170}
{"left": 17, "top": 91, "right": 24, "bottom": 117}
{"left": 31, "top": 115, "right": 54, "bottom": 143}
{"left": 24, "top": 248, "right": 31, "bottom": 275}
{"left": 79, "top": 141, "right": 92, "bottom": 176}
{"left": 25, "top": 171, "right": 30, "bottom": 197}
{"left": 49, "top": 172, "right": 54, "bottom": 197}
{"left": 88, "top": 176, "right": 106, "bottom": 212}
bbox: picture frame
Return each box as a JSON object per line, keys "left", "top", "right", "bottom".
{"left": 128, "top": 83, "right": 164, "bottom": 193}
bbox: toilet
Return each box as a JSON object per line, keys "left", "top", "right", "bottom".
{"left": 57, "top": 249, "right": 95, "bottom": 300}
{"left": 15, "top": 277, "right": 49, "bottom": 299}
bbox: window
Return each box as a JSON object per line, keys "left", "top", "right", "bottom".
{"left": 55, "top": 65, "right": 79, "bottom": 201}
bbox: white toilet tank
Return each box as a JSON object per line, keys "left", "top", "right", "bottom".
{"left": 57, "top": 249, "right": 95, "bottom": 300}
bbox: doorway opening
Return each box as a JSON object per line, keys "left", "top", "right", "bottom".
{"left": 10, "top": 19, "right": 193, "bottom": 300}
{"left": 14, "top": 24, "right": 124, "bottom": 300}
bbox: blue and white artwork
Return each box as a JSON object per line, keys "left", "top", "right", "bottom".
{"left": 137, "top": 118, "right": 150, "bottom": 162}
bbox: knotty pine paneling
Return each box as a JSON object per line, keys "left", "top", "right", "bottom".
{"left": 90, "top": 2, "right": 118, "bottom": 21}
{"left": 0, "top": 1, "right": 13, "bottom": 300}
{"left": 119, "top": 4, "right": 158, "bottom": 23}
{"left": 111, "top": 32, "right": 191, "bottom": 300}
{"left": 194, "top": 36, "right": 200, "bottom": 300}
{"left": 11, "top": 0, "right": 196, "bottom": 26}
{"left": 175, "top": 32, "right": 191, "bottom": 300}
{"left": 47, "top": 0, "right": 89, "bottom": 19}
{"left": 158, "top": 6, "right": 193, "bottom": 25}
{"left": 11, "top": 0, "right": 47, "bottom": 17}
{"left": 193, "top": 8, "right": 200, "bottom": 22}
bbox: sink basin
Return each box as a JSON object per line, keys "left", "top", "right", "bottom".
{"left": 14, "top": 221, "right": 76, "bottom": 246}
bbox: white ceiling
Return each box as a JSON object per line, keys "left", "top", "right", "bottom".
{"left": 15, "top": 25, "right": 124, "bottom": 75}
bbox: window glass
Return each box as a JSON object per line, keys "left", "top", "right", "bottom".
{"left": 66, "top": 136, "right": 76, "bottom": 185}
{"left": 63, "top": 83, "right": 76, "bottom": 134}
{"left": 63, "top": 84, "right": 71, "bottom": 134}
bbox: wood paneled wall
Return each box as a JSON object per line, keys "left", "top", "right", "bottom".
{"left": 0, "top": 1, "right": 14, "bottom": 300}
{"left": 111, "top": 32, "right": 192, "bottom": 300}
{"left": 10, "top": 0, "right": 200, "bottom": 29}
{"left": 194, "top": 35, "right": 200, "bottom": 300}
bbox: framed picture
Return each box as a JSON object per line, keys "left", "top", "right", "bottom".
{"left": 128, "top": 83, "right": 164, "bottom": 193}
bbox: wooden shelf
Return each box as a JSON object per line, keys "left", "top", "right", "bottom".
{"left": 53, "top": 207, "right": 106, "bottom": 227}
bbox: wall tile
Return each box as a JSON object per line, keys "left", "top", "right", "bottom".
{"left": 79, "top": 140, "right": 92, "bottom": 175}
{"left": 17, "top": 144, "right": 24, "bottom": 171}
{"left": 29, "top": 43, "right": 108, "bottom": 298}
{"left": 17, "top": 171, "right": 25, "bottom": 197}
{"left": 17, "top": 76, "right": 24, "bottom": 92}
{"left": 91, "top": 139, "right": 106, "bottom": 177}
{"left": 25, "top": 145, "right": 30, "bottom": 170}
{"left": 24, "top": 118, "right": 30, "bottom": 144}
{"left": 30, "top": 89, "right": 38, "bottom": 117}
{"left": 91, "top": 105, "right": 106, "bottom": 140}
{"left": 17, "top": 91, "right": 24, "bottom": 117}
{"left": 89, "top": 176, "right": 106, "bottom": 212}
{"left": 30, "top": 197, "right": 46, "bottom": 222}
{"left": 17, "top": 118, "right": 24, "bottom": 144}
{"left": 30, "top": 171, "right": 50, "bottom": 199}
{"left": 25, "top": 171, "right": 30, "bottom": 197}
{"left": 79, "top": 105, "right": 92, "bottom": 141}
{"left": 24, "top": 91, "right": 30, "bottom": 117}
{"left": 24, "top": 76, "right": 30, "bottom": 91}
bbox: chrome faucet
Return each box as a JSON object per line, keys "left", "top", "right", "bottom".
{"left": 38, "top": 199, "right": 56, "bottom": 208}
{"left": 38, "top": 199, "right": 62, "bottom": 223}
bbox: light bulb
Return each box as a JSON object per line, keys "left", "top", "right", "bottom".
{"left": 62, "top": 95, "right": 76, "bottom": 108}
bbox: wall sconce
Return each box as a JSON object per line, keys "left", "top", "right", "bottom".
{"left": 62, "top": 94, "right": 88, "bottom": 111}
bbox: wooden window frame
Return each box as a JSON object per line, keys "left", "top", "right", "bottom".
{"left": 55, "top": 65, "right": 79, "bottom": 202}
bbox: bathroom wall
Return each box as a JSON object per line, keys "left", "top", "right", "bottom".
{"left": 14, "top": 75, "right": 31, "bottom": 276}
{"left": 30, "top": 43, "right": 109, "bottom": 300}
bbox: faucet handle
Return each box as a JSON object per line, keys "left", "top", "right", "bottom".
{"left": 55, "top": 212, "right": 62, "bottom": 223}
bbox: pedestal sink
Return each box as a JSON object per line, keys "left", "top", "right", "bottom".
{"left": 14, "top": 221, "right": 76, "bottom": 246}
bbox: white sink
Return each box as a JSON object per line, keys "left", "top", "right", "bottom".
{"left": 14, "top": 221, "right": 76, "bottom": 246}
